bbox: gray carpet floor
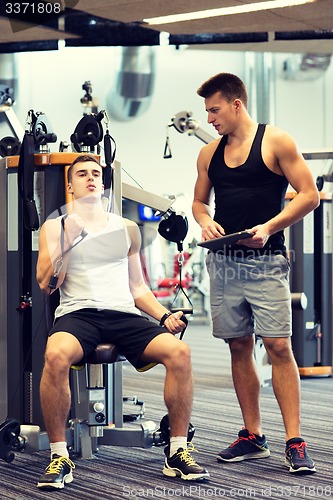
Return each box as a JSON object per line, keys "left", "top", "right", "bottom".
{"left": 0, "top": 322, "right": 332, "bottom": 499}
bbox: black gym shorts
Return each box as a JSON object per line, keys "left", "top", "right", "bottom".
{"left": 49, "top": 308, "right": 168, "bottom": 370}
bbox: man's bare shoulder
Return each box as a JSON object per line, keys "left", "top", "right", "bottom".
{"left": 122, "top": 217, "right": 138, "bottom": 230}
{"left": 38, "top": 218, "right": 62, "bottom": 251}
{"left": 201, "top": 137, "right": 221, "bottom": 153}
{"left": 41, "top": 217, "right": 61, "bottom": 234}
{"left": 198, "top": 137, "right": 222, "bottom": 166}
{"left": 122, "top": 218, "right": 142, "bottom": 252}
{"left": 123, "top": 217, "right": 140, "bottom": 238}
{"left": 265, "top": 124, "right": 293, "bottom": 143}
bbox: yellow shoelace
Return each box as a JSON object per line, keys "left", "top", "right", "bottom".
{"left": 176, "top": 443, "right": 198, "bottom": 465}
{"left": 45, "top": 456, "right": 75, "bottom": 475}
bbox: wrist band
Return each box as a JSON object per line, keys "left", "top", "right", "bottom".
{"left": 159, "top": 312, "right": 172, "bottom": 327}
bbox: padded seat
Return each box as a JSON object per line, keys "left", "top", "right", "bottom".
{"left": 85, "top": 343, "right": 119, "bottom": 365}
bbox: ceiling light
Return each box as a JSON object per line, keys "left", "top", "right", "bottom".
{"left": 143, "top": 0, "right": 315, "bottom": 25}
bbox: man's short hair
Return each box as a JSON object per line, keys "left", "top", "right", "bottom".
{"left": 67, "top": 154, "right": 101, "bottom": 182}
{"left": 197, "top": 73, "right": 248, "bottom": 108}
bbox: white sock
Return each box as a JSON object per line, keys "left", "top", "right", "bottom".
{"left": 50, "top": 442, "right": 69, "bottom": 460}
{"left": 169, "top": 436, "right": 187, "bottom": 457}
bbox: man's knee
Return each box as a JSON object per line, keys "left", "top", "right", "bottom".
{"left": 165, "top": 341, "right": 191, "bottom": 370}
{"left": 229, "top": 335, "right": 255, "bottom": 356}
{"left": 43, "top": 332, "right": 83, "bottom": 372}
{"left": 263, "top": 337, "right": 293, "bottom": 361}
{"left": 44, "top": 347, "right": 72, "bottom": 373}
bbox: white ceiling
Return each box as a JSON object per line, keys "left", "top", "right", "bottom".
{"left": 0, "top": 0, "right": 333, "bottom": 53}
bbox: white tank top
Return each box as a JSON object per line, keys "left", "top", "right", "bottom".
{"left": 54, "top": 212, "right": 141, "bottom": 319}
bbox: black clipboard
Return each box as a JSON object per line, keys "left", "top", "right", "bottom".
{"left": 197, "top": 231, "right": 254, "bottom": 251}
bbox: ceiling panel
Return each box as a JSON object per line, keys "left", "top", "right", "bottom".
{"left": 0, "top": 0, "right": 332, "bottom": 54}
{"left": 142, "top": 0, "right": 333, "bottom": 35}
{"left": 73, "top": 0, "right": 256, "bottom": 23}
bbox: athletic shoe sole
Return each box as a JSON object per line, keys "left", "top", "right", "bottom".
{"left": 284, "top": 459, "right": 316, "bottom": 474}
{"left": 37, "top": 472, "right": 73, "bottom": 489}
{"left": 163, "top": 465, "right": 210, "bottom": 481}
{"left": 217, "top": 449, "right": 271, "bottom": 462}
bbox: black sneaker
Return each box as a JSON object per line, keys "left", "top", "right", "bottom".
{"left": 285, "top": 438, "right": 316, "bottom": 474}
{"left": 217, "top": 429, "right": 270, "bottom": 462}
{"left": 37, "top": 455, "right": 75, "bottom": 489}
{"left": 163, "top": 444, "right": 210, "bottom": 481}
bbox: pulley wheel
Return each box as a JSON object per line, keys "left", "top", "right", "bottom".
{"left": 0, "top": 136, "right": 21, "bottom": 157}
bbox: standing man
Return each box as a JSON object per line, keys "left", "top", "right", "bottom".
{"left": 36, "top": 154, "right": 209, "bottom": 489}
{"left": 192, "top": 73, "right": 319, "bottom": 474}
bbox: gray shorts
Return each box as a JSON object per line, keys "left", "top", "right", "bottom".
{"left": 206, "top": 252, "right": 292, "bottom": 340}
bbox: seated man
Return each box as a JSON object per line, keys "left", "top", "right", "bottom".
{"left": 36, "top": 154, "right": 209, "bottom": 489}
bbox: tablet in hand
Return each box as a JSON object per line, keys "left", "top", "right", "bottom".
{"left": 197, "top": 231, "right": 254, "bottom": 251}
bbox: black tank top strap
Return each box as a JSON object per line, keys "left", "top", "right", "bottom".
{"left": 220, "top": 134, "right": 228, "bottom": 146}
{"left": 248, "top": 123, "right": 265, "bottom": 161}
{"left": 255, "top": 123, "right": 266, "bottom": 143}
{"left": 218, "top": 134, "right": 228, "bottom": 154}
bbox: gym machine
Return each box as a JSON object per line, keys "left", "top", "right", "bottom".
{"left": 0, "top": 82, "right": 23, "bottom": 157}
{"left": 163, "top": 111, "right": 214, "bottom": 159}
{"left": 0, "top": 110, "right": 62, "bottom": 429}
{"left": 287, "top": 150, "right": 333, "bottom": 377}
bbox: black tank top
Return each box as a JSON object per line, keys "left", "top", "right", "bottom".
{"left": 208, "top": 123, "right": 288, "bottom": 255}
